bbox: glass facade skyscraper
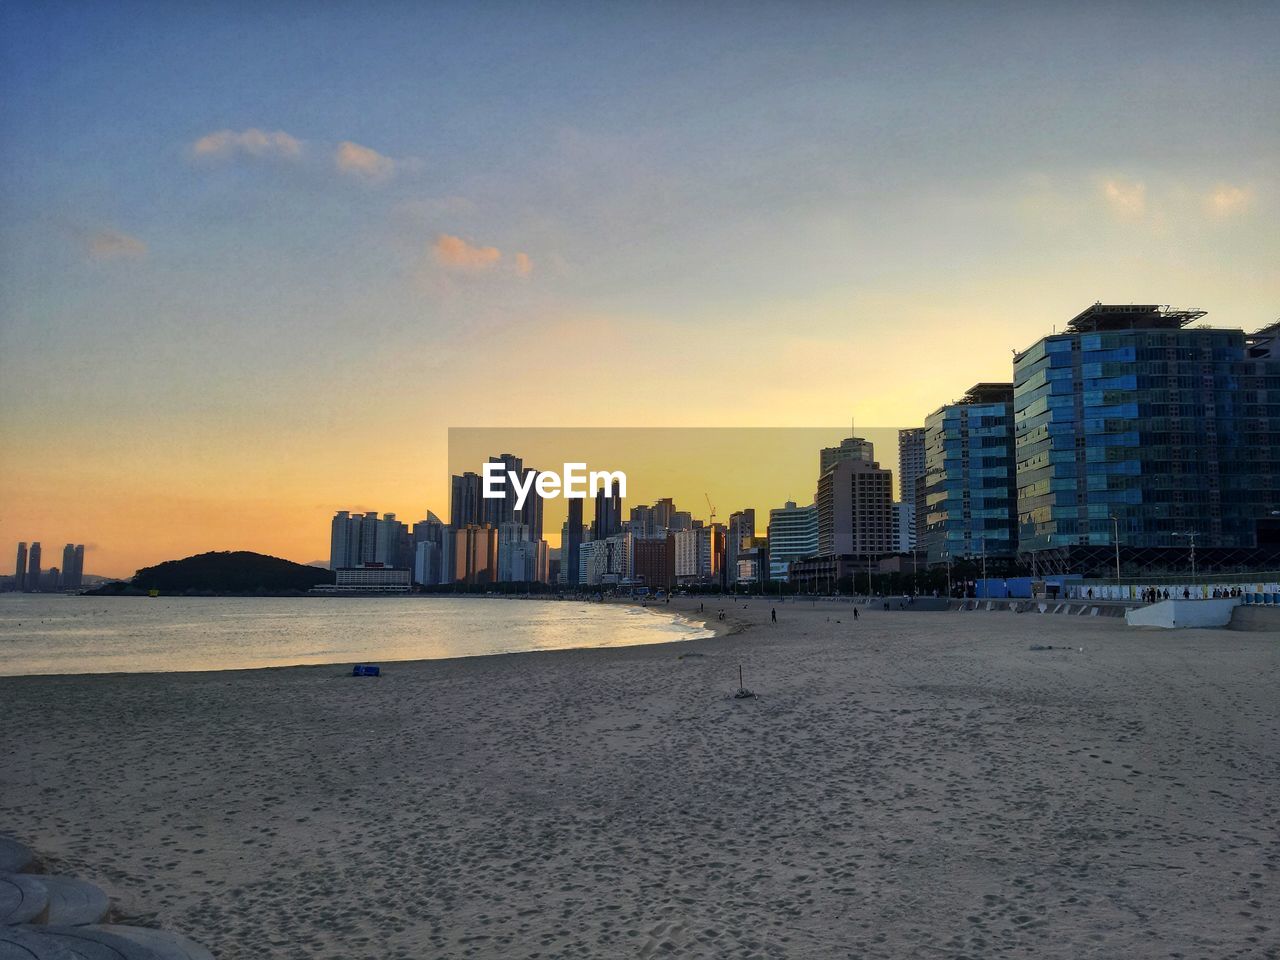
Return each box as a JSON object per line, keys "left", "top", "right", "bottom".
{"left": 920, "top": 383, "right": 1018, "bottom": 563}
{"left": 1013, "top": 304, "right": 1280, "bottom": 556}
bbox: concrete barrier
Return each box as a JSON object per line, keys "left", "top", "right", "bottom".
{"left": 1125, "top": 598, "right": 1240, "bottom": 629}
{"left": 1228, "top": 606, "right": 1280, "bottom": 633}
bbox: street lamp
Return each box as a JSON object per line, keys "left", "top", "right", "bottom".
{"left": 942, "top": 549, "right": 952, "bottom": 599}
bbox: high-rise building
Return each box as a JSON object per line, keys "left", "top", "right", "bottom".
{"left": 71, "top": 545, "right": 85, "bottom": 587}
{"left": 414, "top": 539, "right": 442, "bottom": 586}
{"left": 593, "top": 487, "right": 622, "bottom": 540}
{"left": 498, "top": 527, "right": 550, "bottom": 583}
{"left": 820, "top": 435, "right": 875, "bottom": 476}
{"left": 767, "top": 501, "right": 818, "bottom": 581}
{"left": 673, "top": 524, "right": 725, "bottom": 585}
{"left": 517, "top": 468, "right": 545, "bottom": 542}
{"left": 452, "top": 524, "right": 498, "bottom": 585}
{"left": 815, "top": 459, "right": 894, "bottom": 557}
{"left": 14, "top": 543, "right": 27, "bottom": 592}
{"left": 1014, "top": 304, "right": 1280, "bottom": 562}
{"left": 450, "top": 472, "right": 483, "bottom": 528}
{"left": 726, "top": 509, "right": 756, "bottom": 583}
{"left": 632, "top": 535, "right": 675, "bottom": 589}
{"left": 628, "top": 504, "right": 658, "bottom": 539}
{"left": 483, "top": 454, "right": 523, "bottom": 528}
{"left": 329, "top": 511, "right": 354, "bottom": 570}
{"left": 897, "top": 427, "right": 927, "bottom": 549}
{"left": 920, "top": 383, "right": 1018, "bottom": 563}
{"left": 892, "top": 502, "right": 915, "bottom": 554}
{"left": 564, "top": 497, "right": 584, "bottom": 587}
{"left": 576, "top": 532, "right": 630, "bottom": 586}
{"left": 26, "top": 543, "right": 41, "bottom": 592}
{"left": 62, "top": 544, "right": 77, "bottom": 588}
{"left": 330, "top": 511, "right": 409, "bottom": 570}
{"left": 651, "top": 498, "right": 675, "bottom": 531}
{"left": 373, "top": 513, "right": 410, "bottom": 567}
{"left": 357, "top": 511, "right": 379, "bottom": 565}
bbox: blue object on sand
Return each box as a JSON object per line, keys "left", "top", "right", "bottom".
{"left": 351, "top": 664, "right": 380, "bottom": 677}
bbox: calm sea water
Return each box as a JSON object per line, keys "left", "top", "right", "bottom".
{"left": 0, "top": 595, "right": 712, "bottom": 677}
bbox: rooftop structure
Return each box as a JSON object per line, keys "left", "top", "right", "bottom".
{"left": 957, "top": 382, "right": 1014, "bottom": 405}
{"left": 1065, "top": 303, "right": 1207, "bottom": 334}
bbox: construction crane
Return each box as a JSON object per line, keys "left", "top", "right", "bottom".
{"left": 704, "top": 493, "right": 716, "bottom": 524}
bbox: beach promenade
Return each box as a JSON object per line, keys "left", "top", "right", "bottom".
{"left": 1, "top": 601, "right": 1276, "bottom": 958}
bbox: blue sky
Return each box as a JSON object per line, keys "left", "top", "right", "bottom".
{"left": 2, "top": 0, "right": 1278, "bottom": 572}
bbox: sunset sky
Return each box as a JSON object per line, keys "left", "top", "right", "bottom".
{"left": 2, "top": 1, "right": 1278, "bottom": 577}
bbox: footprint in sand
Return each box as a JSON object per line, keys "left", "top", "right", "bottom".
{"left": 639, "top": 918, "right": 690, "bottom": 958}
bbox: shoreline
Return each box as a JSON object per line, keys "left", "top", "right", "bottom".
{"left": 0, "top": 597, "right": 725, "bottom": 681}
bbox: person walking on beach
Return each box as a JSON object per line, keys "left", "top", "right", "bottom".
{"left": 853, "top": 606, "right": 859, "bottom": 621}
{"left": 771, "top": 607, "right": 777, "bottom": 624}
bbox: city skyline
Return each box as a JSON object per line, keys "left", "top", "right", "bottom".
{"left": 3, "top": 2, "right": 1279, "bottom": 577}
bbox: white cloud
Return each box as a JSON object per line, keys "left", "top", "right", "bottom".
{"left": 88, "top": 229, "right": 147, "bottom": 261}
{"left": 1101, "top": 177, "right": 1146, "bottom": 218}
{"left": 1204, "top": 183, "right": 1252, "bottom": 218}
{"left": 191, "top": 128, "right": 302, "bottom": 160}
{"left": 433, "top": 234, "right": 502, "bottom": 271}
{"left": 334, "top": 141, "right": 396, "bottom": 181}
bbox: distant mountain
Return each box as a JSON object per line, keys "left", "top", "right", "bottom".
{"left": 86, "top": 551, "right": 335, "bottom": 596}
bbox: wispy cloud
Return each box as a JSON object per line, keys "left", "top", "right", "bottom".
{"left": 334, "top": 140, "right": 396, "bottom": 181}
{"left": 191, "top": 128, "right": 303, "bottom": 160}
{"left": 514, "top": 252, "right": 533, "bottom": 278}
{"left": 88, "top": 229, "right": 147, "bottom": 261}
{"left": 1101, "top": 177, "right": 1146, "bottom": 218}
{"left": 1204, "top": 183, "right": 1252, "bottom": 218}
{"left": 433, "top": 234, "right": 503, "bottom": 271}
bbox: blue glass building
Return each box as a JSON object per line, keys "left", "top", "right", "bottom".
{"left": 920, "top": 383, "right": 1018, "bottom": 563}
{"left": 1013, "top": 304, "right": 1280, "bottom": 560}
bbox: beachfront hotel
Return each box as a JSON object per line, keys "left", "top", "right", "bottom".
{"left": 1013, "top": 304, "right": 1280, "bottom": 572}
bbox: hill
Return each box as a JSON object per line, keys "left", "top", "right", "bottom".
{"left": 87, "top": 551, "right": 335, "bottom": 596}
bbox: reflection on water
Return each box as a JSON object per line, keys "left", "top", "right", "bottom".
{"left": 0, "top": 595, "right": 712, "bottom": 677}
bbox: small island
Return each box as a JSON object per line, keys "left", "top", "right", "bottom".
{"left": 87, "top": 551, "right": 334, "bottom": 596}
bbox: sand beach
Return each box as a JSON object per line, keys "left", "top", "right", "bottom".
{"left": 1, "top": 600, "right": 1276, "bottom": 958}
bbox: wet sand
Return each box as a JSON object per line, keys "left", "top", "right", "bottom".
{"left": 2, "top": 599, "right": 1276, "bottom": 958}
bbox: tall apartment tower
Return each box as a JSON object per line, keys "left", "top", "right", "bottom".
{"left": 819, "top": 435, "right": 875, "bottom": 476}
{"left": 593, "top": 488, "right": 622, "bottom": 541}
{"left": 72, "top": 545, "right": 85, "bottom": 587}
{"left": 14, "top": 542, "right": 27, "bottom": 592}
{"left": 816, "top": 459, "right": 895, "bottom": 558}
{"left": 726, "top": 509, "right": 756, "bottom": 583}
{"left": 62, "top": 544, "right": 78, "bottom": 589}
{"left": 26, "top": 542, "right": 41, "bottom": 592}
{"left": 1014, "top": 303, "right": 1280, "bottom": 563}
{"left": 517, "top": 468, "right": 544, "bottom": 542}
{"left": 651, "top": 498, "right": 675, "bottom": 532}
{"left": 897, "top": 427, "right": 927, "bottom": 548}
{"left": 564, "top": 497, "right": 584, "bottom": 587}
{"left": 329, "top": 511, "right": 376, "bottom": 569}
{"left": 483, "top": 454, "right": 523, "bottom": 528}
{"left": 450, "top": 472, "right": 483, "bottom": 528}
{"left": 330, "top": 511, "right": 353, "bottom": 570}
